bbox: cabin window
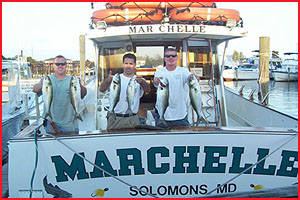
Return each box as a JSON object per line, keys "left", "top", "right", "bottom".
{"left": 188, "top": 47, "right": 212, "bottom": 79}
{"left": 136, "top": 46, "right": 164, "bottom": 69}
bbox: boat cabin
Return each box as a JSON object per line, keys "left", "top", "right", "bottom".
{"left": 86, "top": 6, "right": 246, "bottom": 130}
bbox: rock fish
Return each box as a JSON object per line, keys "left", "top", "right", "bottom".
{"left": 156, "top": 78, "right": 169, "bottom": 125}
{"left": 188, "top": 75, "right": 207, "bottom": 126}
{"left": 70, "top": 75, "right": 83, "bottom": 122}
{"left": 109, "top": 73, "right": 121, "bottom": 113}
{"left": 126, "top": 77, "right": 136, "bottom": 114}
{"left": 43, "top": 176, "right": 72, "bottom": 198}
{"left": 42, "top": 76, "right": 53, "bottom": 120}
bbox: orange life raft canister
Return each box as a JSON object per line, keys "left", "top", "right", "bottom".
{"left": 165, "top": 2, "right": 216, "bottom": 8}
{"left": 169, "top": 8, "right": 240, "bottom": 23}
{"left": 106, "top": 2, "right": 216, "bottom": 9}
{"left": 92, "top": 8, "right": 163, "bottom": 24}
{"left": 106, "top": 2, "right": 163, "bottom": 9}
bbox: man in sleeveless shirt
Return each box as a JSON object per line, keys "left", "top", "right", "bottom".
{"left": 33, "top": 55, "right": 87, "bottom": 135}
{"left": 154, "top": 47, "right": 200, "bottom": 127}
{"left": 100, "top": 53, "right": 150, "bottom": 130}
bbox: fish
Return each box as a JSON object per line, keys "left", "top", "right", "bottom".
{"left": 109, "top": 73, "right": 121, "bottom": 113}
{"left": 188, "top": 75, "right": 208, "bottom": 126}
{"left": 43, "top": 176, "right": 72, "bottom": 198}
{"left": 42, "top": 76, "right": 53, "bottom": 120}
{"left": 126, "top": 77, "right": 136, "bottom": 114}
{"left": 156, "top": 77, "right": 169, "bottom": 125}
{"left": 70, "top": 75, "right": 83, "bottom": 122}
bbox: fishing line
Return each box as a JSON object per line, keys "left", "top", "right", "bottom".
{"left": 44, "top": 133, "right": 159, "bottom": 198}
{"left": 204, "top": 133, "right": 297, "bottom": 196}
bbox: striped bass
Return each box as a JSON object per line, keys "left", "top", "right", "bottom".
{"left": 188, "top": 75, "right": 207, "bottom": 126}
{"left": 126, "top": 76, "right": 136, "bottom": 114}
{"left": 42, "top": 76, "right": 53, "bottom": 120}
{"left": 70, "top": 75, "right": 83, "bottom": 122}
{"left": 109, "top": 73, "right": 121, "bottom": 113}
{"left": 156, "top": 78, "right": 169, "bottom": 125}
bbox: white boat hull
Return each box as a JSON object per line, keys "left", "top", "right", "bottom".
{"left": 8, "top": 128, "right": 298, "bottom": 198}
{"left": 223, "top": 69, "right": 259, "bottom": 81}
{"left": 272, "top": 71, "right": 298, "bottom": 82}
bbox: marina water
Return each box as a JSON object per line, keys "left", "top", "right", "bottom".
{"left": 224, "top": 80, "right": 298, "bottom": 118}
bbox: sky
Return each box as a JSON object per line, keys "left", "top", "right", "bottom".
{"left": 2, "top": 2, "right": 298, "bottom": 61}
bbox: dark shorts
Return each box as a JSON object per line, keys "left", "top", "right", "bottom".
{"left": 154, "top": 109, "right": 190, "bottom": 128}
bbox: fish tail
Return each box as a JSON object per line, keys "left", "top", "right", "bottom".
{"left": 43, "top": 112, "right": 52, "bottom": 120}
{"left": 74, "top": 113, "right": 83, "bottom": 122}
{"left": 48, "top": 112, "right": 52, "bottom": 120}
{"left": 157, "top": 119, "right": 168, "bottom": 127}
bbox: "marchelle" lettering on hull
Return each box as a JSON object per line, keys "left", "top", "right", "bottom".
{"left": 51, "top": 146, "right": 298, "bottom": 183}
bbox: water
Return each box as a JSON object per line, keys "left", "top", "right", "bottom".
{"left": 224, "top": 80, "right": 298, "bottom": 118}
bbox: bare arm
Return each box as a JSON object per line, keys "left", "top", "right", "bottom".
{"left": 99, "top": 70, "right": 113, "bottom": 92}
{"left": 136, "top": 76, "right": 150, "bottom": 93}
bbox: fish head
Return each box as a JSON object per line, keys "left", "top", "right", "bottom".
{"left": 189, "top": 76, "right": 197, "bottom": 87}
{"left": 159, "top": 77, "right": 168, "bottom": 88}
{"left": 44, "top": 76, "right": 52, "bottom": 86}
{"left": 71, "top": 75, "right": 77, "bottom": 86}
{"left": 128, "top": 76, "right": 136, "bottom": 85}
{"left": 112, "top": 73, "right": 120, "bottom": 84}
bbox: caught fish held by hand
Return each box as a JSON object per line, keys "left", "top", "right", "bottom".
{"left": 156, "top": 77, "right": 169, "bottom": 125}
{"left": 188, "top": 75, "right": 207, "bottom": 126}
{"left": 70, "top": 75, "right": 83, "bottom": 122}
{"left": 109, "top": 73, "right": 121, "bottom": 113}
{"left": 126, "top": 76, "right": 136, "bottom": 114}
{"left": 42, "top": 76, "right": 53, "bottom": 120}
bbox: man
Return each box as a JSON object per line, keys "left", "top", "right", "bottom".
{"left": 33, "top": 55, "right": 87, "bottom": 135}
{"left": 100, "top": 53, "right": 150, "bottom": 129}
{"left": 154, "top": 47, "right": 199, "bottom": 127}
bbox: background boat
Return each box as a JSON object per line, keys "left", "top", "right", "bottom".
{"left": 272, "top": 52, "right": 298, "bottom": 82}
{"left": 2, "top": 58, "right": 42, "bottom": 160}
{"left": 223, "top": 64, "right": 259, "bottom": 81}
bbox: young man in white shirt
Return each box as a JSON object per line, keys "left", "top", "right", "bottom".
{"left": 154, "top": 47, "right": 199, "bottom": 127}
{"left": 100, "top": 53, "right": 150, "bottom": 129}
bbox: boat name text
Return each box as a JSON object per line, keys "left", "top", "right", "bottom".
{"left": 129, "top": 25, "right": 205, "bottom": 34}
{"left": 51, "top": 146, "right": 298, "bottom": 183}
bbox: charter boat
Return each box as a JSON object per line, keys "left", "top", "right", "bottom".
{"left": 272, "top": 52, "right": 298, "bottom": 82}
{"left": 7, "top": 2, "right": 297, "bottom": 198}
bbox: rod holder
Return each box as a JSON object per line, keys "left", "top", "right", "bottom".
{"left": 261, "top": 92, "right": 270, "bottom": 105}
{"left": 248, "top": 89, "right": 256, "bottom": 101}
{"left": 238, "top": 85, "right": 245, "bottom": 96}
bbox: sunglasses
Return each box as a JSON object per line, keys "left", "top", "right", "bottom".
{"left": 165, "top": 55, "right": 177, "bottom": 58}
{"left": 54, "top": 62, "right": 66, "bottom": 66}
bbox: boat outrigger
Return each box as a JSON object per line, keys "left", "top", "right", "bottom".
{"left": 7, "top": 2, "right": 297, "bottom": 198}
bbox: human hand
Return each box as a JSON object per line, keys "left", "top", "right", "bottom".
{"left": 105, "top": 70, "right": 113, "bottom": 83}
{"left": 136, "top": 76, "right": 143, "bottom": 84}
{"left": 188, "top": 74, "right": 200, "bottom": 82}
{"left": 154, "top": 77, "right": 162, "bottom": 86}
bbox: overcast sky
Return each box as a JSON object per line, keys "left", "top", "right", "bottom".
{"left": 2, "top": 2, "right": 298, "bottom": 61}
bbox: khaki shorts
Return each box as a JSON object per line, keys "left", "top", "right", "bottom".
{"left": 107, "top": 113, "right": 140, "bottom": 130}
